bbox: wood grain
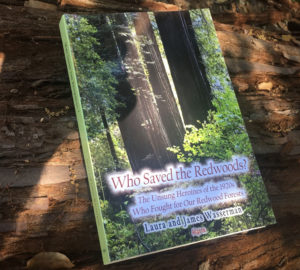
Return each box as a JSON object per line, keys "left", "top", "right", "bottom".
{"left": 0, "top": 0, "right": 300, "bottom": 269}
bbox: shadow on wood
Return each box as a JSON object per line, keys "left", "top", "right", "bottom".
{"left": 0, "top": 0, "right": 300, "bottom": 269}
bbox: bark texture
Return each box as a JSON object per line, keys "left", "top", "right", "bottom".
{"left": 155, "top": 10, "right": 213, "bottom": 125}
{"left": 0, "top": 0, "right": 300, "bottom": 269}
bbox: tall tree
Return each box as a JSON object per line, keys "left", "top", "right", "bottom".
{"left": 155, "top": 11, "right": 213, "bottom": 126}
{"left": 133, "top": 12, "right": 185, "bottom": 148}
{"left": 108, "top": 13, "right": 179, "bottom": 171}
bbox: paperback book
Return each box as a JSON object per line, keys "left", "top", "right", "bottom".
{"left": 59, "top": 9, "right": 276, "bottom": 264}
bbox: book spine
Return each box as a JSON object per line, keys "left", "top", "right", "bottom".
{"left": 59, "top": 15, "right": 111, "bottom": 265}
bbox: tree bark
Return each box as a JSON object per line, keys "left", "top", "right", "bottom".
{"left": 99, "top": 107, "right": 120, "bottom": 170}
{"left": 0, "top": 0, "right": 300, "bottom": 269}
{"left": 110, "top": 13, "right": 178, "bottom": 171}
{"left": 155, "top": 10, "right": 213, "bottom": 126}
{"left": 133, "top": 12, "right": 185, "bottom": 148}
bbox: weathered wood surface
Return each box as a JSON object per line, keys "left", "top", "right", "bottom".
{"left": 0, "top": 0, "right": 300, "bottom": 269}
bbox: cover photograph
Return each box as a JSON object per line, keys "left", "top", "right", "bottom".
{"left": 59, "top": 9, "right": 276, "bottom": 264}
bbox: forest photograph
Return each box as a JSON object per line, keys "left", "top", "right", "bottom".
{"left": 65, "top": 9, "right": 276, "bottom": 262}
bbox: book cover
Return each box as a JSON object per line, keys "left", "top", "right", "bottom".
{"left": 59, "top": 9, "right": 276, "bottom": 264}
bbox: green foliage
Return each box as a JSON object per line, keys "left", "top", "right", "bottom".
{"left": 90, "top": 123, "right": 130, "bottom": 184}
{"left": 101, "top": 199, "right": 200, "bottom": 261}
{"left": 101, "top": 200, "right": 143, "bottom": 260}
{"left": 66, "top": 15, "right": 130, "bottom": 184}
{"left": 240, "top": 174, "right": 276, "bottom": 227}
{"left": 169, "top": 87, "right": 251, "bottom": 162}
{"left": 168, "top": 9, "right": 275, "bottom": 239}
{"left": 190, "top": 9, "right": 231, "bottom": 93}
{"left": 168, "top": 9, "right": 252, "bottom": 163}
{"left": 65, "top": 13, "right": 276, "bottom": 262}
{"left": 66, "top": 15, "right": 122, "bottom": 138}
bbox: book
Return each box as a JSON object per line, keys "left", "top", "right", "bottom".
{"left": 59, "top": 9, "right": 276, "bottom": 264}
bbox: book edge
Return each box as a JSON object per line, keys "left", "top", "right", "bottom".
{"left": 106, "top": 222, "right": 276, "bottom": 264}
{"left": 59, "top": 15, "right": 111, "bottom": 265}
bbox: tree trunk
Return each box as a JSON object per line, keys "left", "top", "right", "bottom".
{"left": 0, "top": 0, "right": 300, "bottom": 269}
{"left": 155, "top": 10, "right": 213, "bottom": 126}
{"left": 133, "top": 12, "right": 185, "bottom": 147}
{"left": 99, "top": 107, "right": 120, "bottom": 170}
{"left": 109, "top": 13, "right": 179, "bottom": 171}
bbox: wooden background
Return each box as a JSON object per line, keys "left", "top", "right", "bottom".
{"left": 0, "top": 0, "right": 300, "bottom": 269}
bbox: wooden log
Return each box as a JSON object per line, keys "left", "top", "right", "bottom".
{"left": 217, "top": 30, "right": 300, "bottom": 66}
{"left": 212, "top": 10, "right": 291, "bottom": 26}
{"left": 0, "top": 0, "right": 300, "bottom": 269}
{"left": 59, "top": 0, "right": 180, "bottom": 11}
{"left": 225, "top": 58, "right": 300, "bottom": 75}
{"left": 0, "top": 164, "right": 86, "bottom": 187}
